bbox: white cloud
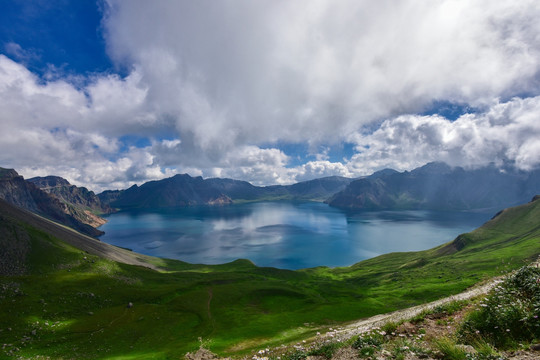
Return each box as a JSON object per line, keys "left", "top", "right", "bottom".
{"left": 2, "top": 1, "right": 540, "bottom": 191}
{"left": 290, "top": 161, "right": 353, "bottom": 182}
{"left": 0, "top": 56, "right": 172, "bottom": 191}
{"left": 347, "top": 96, "right": 540, "bottom": 174}
{"left": 103, "top": 0, "right": 540, "bottom": 147}
{"left": 4, "top": 42, "right": 40, "bottom": 64}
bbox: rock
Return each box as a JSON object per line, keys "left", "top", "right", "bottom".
{"left": 397, "top": 322, "right": 417, "bottom": 334}
{"left": 530, "top": 343, "right": 540, "bottom": 351}
{"left": 185, "top": 348, "right": 219, "bottom": 360}
{"left": 331, "top": 347, "right": 357, "bottom": 360}
{"left": 455, "top": 344, "right": 476, "bottom": 354}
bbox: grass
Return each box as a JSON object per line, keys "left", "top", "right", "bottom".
{"left": 255, "top": 264, "right": 539, "bottom": 360}
{"left": 433, "top": 337, "right": 469, "bottom": 360}
{"left": 409, "top": 300, "right": 468, "bottom": 324}
{"left": 1, "top": 198, "right": 540, "bottom": 358}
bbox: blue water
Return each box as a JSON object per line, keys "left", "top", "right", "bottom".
{"left": 98, "top": 202, "right": 492, "bottom": 270}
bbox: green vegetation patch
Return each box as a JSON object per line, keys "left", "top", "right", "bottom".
{"left": 1, "top": 198, "right": 540, "bottom": 358}
{"left": 459, "top": 264, "right": 540, "bottom": 348}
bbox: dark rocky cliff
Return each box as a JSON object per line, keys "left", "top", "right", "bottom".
{"left": 0, "top": 168, "right": 103, "bottom": 237}
{"left": 28, "top": 176, "right": 111, "bottom": 227}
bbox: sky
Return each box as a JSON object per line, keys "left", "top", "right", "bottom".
{"left": 1, "top": 0, "right": 540, "bottom": 192}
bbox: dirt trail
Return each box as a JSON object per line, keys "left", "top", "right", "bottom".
{"left": 330, "top": 280, "right": 500, "bottom": 340}
{"left": 328, "top": 258, "right": 540, "bottom": 341}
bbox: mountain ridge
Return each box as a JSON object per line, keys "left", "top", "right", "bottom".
{"left": 28, "top": 175, "right": 111, "bottom": 228}
{"left": 100, "top": 174, "right": 354, "bottom": 209}
{"left": 328, "top": 162, "right": 540, "bottom": 211}
{"left": 0, "top": 168, "right": 103, "bottom": 237}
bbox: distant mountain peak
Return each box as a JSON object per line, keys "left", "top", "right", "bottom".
{"left": 413, "top": 162, "right": 453, "bottom": 174}
{"left": 0, "top": 167, "right": 21, "bottom": 180}
{"left": 368, "top": 168, "right": 399, "bottom": 179}
{"left": 28, "top": 175, "right": 70, "bottom": 188}
{"left": 328, "top": 162, "right": 540, "bottom": 211}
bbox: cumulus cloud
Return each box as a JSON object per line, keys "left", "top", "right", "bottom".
{"left": 0, "top": 55, "right": 166, "bottom": 191}
{"left": 347, "top": 96, "right": 540, "bottom": 174}
{"left": 103, "top": 0, "right": 540, "bottom": 147}
{"left": 2, "top": 1, "right": 540, "bottom": 191}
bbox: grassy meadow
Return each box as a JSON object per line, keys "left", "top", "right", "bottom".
{"left": 1, "top": 198, "right": 539, "bottom": 359}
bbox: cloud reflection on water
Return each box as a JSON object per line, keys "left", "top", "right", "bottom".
{"left": 100, "top": 202, "right": 490, "bottom": 269}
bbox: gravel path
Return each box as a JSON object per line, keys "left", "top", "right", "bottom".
{"left": 328, "top": 258, "right": 540, "bottom": 341}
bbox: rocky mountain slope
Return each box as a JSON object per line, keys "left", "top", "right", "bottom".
{"left": 328, "top": 162, "right": 540, "bottom": 211}
{"left": 100, "top": 174, "right": 353, "bottom": 209}
{"left": 0, "top": 168, "right": 103, "bottom": 237}
{"left": 0, "top": 198, "right": 158, "bottom": 276}
{"left": 28, "top": 175, "right": 111, "bottom": 227}
{"left": 105, "top": 174, "right": 234, "bottom": 208}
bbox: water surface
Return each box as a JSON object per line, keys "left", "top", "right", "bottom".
{"left": 99, "top": 202, "right": 491, "bottom": 269}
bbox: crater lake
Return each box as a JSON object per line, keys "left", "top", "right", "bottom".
{"left": 98, "top": 201, "right": 492, "bottom": 269}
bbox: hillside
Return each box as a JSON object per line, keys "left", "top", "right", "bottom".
{"left": 0, "top": 199, "right": 161, "bottom": 274}
{"left": 100, "top": 174, "right": 353, "bottom": 209}
{"left": 328, "top": 162, "right": 540, "bottom": 211}
{"left": 106, "top": 174, "right": 234, "bottom": 208}
{"left": 28, "top": 175, "right": 111, "bottom": 228}
{"left": 0, "top": 168, "right": 103, "bottom": 237}
{"left": 0, "top": 196, "right": 539, "bottom": 358}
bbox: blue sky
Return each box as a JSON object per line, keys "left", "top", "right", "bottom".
{"left": 1, "top": 0, "right": 540, "bottom": 192}
{"left": 0, "top": 0, "right": 113, "bottom": 76}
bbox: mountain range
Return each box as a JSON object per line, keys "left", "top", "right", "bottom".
{"left": 99, "top": 162, "right": 540, "bottom": 213}
{"left": 98, "top": 174, "right": 353, "bottom": 209}
{"left": 3, "top": 162, "right": 540, "bottom": 237}
{"left": 328, "top": 162, "right": 540, "bottom": 211}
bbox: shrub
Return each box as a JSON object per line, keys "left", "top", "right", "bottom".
{"left": 459, "top": 265, "right": 540, "bottom": 348}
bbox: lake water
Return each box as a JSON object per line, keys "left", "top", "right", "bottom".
{"left": 98, "top": 202, "right": 492, "bottom": 270}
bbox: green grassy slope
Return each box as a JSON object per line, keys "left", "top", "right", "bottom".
{"left": 1, "top": 198, "right": 539, "bottom": 359}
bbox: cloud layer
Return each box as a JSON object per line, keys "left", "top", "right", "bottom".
{"left": 1, "top": 0, "right": 540, "bottom": 191}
